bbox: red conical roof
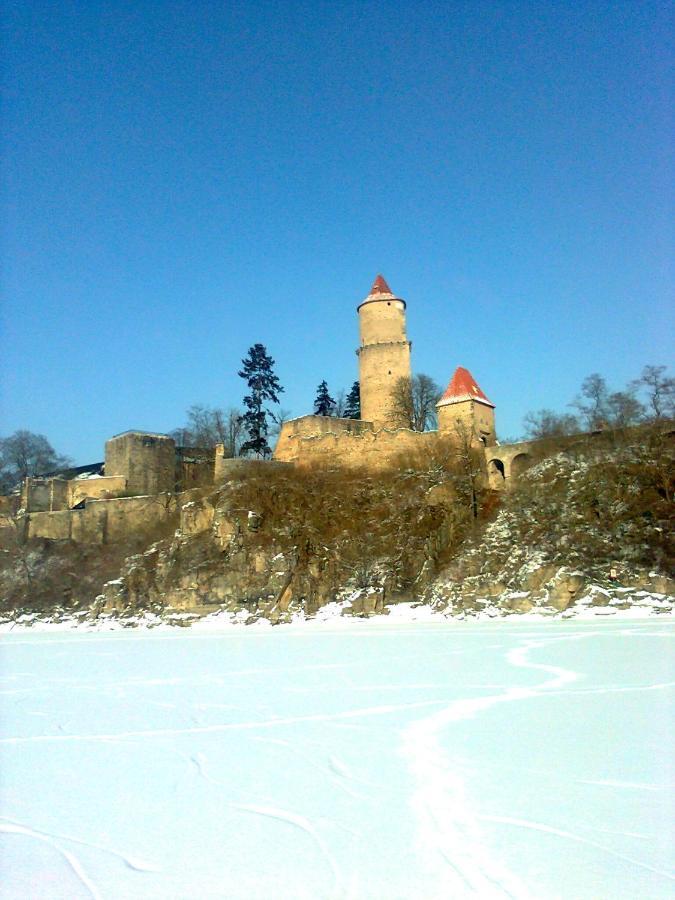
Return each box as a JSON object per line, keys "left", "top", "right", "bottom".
{"left": 358, "top": 272, "right": 406, "bottom": 311}
{"left": 368, "top": 274, "right": 392, "bottom": 296}
{"left": 437, "top": 366, "right": 495, "bottom": 408}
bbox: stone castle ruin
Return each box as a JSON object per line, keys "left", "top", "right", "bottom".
{"left": 5, "top": 274, "right": 540, "bottom": 545}
{"left": 274, "top": 274, "right": 499, "bottom": 468}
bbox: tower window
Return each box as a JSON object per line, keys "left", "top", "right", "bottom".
{"left": 387, "top": 302, "right": 391, "bottom": 306}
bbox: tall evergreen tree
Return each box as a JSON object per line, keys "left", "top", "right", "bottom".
{"left": 344, "top": 381, "right": 361, "bottom": 419}
{"left": 238, "top": 344, "right": 284, "bottom": 457}
{"left": 313, "top": 380, "right": 336, "bottom": 416}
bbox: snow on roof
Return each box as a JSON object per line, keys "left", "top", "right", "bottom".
{"left": 109, "top": 430, "right": 172, "bottom": 440}
{"left": 369, "top": 274, "right": 392, "bottom": 296}
{"left": 437, "top": 366, "right": 495, "bottom": 409}
{"left": 358, "top": 273, "right": 406, "bottom": 310}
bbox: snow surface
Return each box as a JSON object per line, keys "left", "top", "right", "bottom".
{"left": 1, "top": 616, "right": 673, "bottom": 899}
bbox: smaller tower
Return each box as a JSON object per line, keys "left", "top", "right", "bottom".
{"left": 436, "top": 366, "right": 496, "bottom": 446}
{"left": 356, "top": 274, "right": 412, "bottom": 428}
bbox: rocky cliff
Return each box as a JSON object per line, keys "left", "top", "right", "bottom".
{"left": 1, "top": 428, "right": 673, "bottom": 624}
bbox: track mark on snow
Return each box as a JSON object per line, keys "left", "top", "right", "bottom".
{"left": 233, "top": 802, "right": 343, "bottom": 895}
{"left": 400, "top": 634, "right": 590, "bottom": 899}
{"left": 0, "top": 816, "right": 160, "bottom": 874}
{"left": 579, "top": 778, "right": 663, "bottom": 791}
{"left": 0, "top": 697, "right": 449, "bottom": 744}
{"left": 0, "top": 821, "right": 102, "bottom": 898}
{"left": 480, "top": 814, "right": 675, "bottom": 882}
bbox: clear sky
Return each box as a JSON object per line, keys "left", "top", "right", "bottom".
{"left": 1, "top": 1, "right": 672, "bottom": 462}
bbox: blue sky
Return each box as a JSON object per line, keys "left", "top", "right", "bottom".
{"left": 1, "top": 1, "right": 672, "bottom": 462}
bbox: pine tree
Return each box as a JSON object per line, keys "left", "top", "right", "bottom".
{"left": 238, "top": 344, "right": 284, "bottom": 457}
{"left": 344, "top": 381, "right": 361, "bottom": 419}
{"left": 313, "top": 380, "right": 336, "bottom": 416}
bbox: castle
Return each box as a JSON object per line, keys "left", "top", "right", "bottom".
{"left": 5, "top": 274, "right": 539, "bottom": 545}
{"left": 273, "top": 274, "right": 498, "bottom": 467}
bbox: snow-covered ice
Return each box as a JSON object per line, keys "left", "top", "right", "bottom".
{"left": 0, "top": 617, "right": 673, "bottom": 898}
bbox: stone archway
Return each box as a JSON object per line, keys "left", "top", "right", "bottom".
{"left": 487, "top": 458, "right": 506, "bottom": 489}
{"left": 510, "top": 453, "right": 533, "bottom": 479}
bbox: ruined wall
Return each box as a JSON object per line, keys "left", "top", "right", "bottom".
{"left": 214, "top": 456, "right": 290, "bottom": 482}
{"left": 21, "top": 478, "right": 52, "bottom": 512}
{"left": 274, "top": 416, "right": 438, "bottom": 469}
{"left": 274, "top": 416, "right": 374, "bottom": 465}
{"left": 103, "top": 495, "right": 176, "bottom": 542}
{"left": 21, "top": 475, "right": 127, "bottom": 512}
{"left": 176, "top": 448, "right": 215, "bottom": 491}
{"left": 27, "top": 510, "right": 73, "bottom": 541}
{"left": 68, "top": 476, "right": 127, "bottom": 508}
{"left": 105, "top": 432, "right": 176, "bottom": 495}
{"left": 26, "top": 494, "right": 177, "bottom": 544}
{"left": 0, "top": 496, "right": 19, "bottom": 517}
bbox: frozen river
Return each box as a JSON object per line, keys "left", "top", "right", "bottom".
{"left": 1, "top": 616, "right": 673, "bottom": 898}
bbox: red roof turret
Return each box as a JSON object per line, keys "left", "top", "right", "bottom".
{"left": 437, "top": 366, "right": 495, "bottom": 408}
{"left": 358, "top": 273, "right": 406, "bottom": 311}
{"left": 369, "top": 274, "right": 392, "bottom": 296}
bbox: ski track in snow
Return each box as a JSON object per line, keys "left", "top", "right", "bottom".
{"left": 0, "top": 816, "right": 160, "bottom": 874}
{"left": 233, "top": 802, "right": 344, "bottom": 896}
{"left": 399, "top": 631, "right": 665, "bottom": 899}
{"left": 479, "top": 814, "right": 675, "bottom": 883}
{"left": 0, "top": 697, "right": 451, "bottom": 745}
{"left": 0, "top": 821, "right": 103, "bottom": 899}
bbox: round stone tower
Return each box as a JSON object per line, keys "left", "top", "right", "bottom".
{"left": 356, "top": 274, "right": 412, "bottom": 428}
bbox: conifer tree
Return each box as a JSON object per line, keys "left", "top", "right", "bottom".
{"left": 344, "top": 381, "right": 361, "bottom": 419}
{"left": 238, "top": 344, "right": 284, "bottom": 457}
{"left": 313, "top": 380, "right": 336, "bottom": 416}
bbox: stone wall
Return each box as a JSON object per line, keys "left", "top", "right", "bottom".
{"left": 177, "top": 448, "right": 215, "bottom": 491}
{"left": 274, "top": 416, "right": 438, "bottom": 469}
{"left": 437, "top": 400, "right": 497, "bottom": 447}
{"left": 0, "top": 496, "right": 18, "bottom": 515}
{"left": 21, "top": 475, "right": 127, "bottom": 512}
{"left": 68, "top": 476, "right": 127, "bottom": 508}
{"left": 26, "top": 494, "right": 177, "bottom": 544}
{"left": 21, "top": 478, "right": 52, "bottom": 512}
{"left": 214, "top": 452, "right": 291, "bottom": 483}
{"left": 103, "top": 495, "right": 177, "bottom": 542}
{"left": 105, "top": 432, "right": 176, "bottom": 495}
{"left": 27, "top": 510, "right": 72, "bottom": 541}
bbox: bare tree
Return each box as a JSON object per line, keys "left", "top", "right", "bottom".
{"left": 523, "top": 409, "right": 579, "bottom": 440}
{"left": 631, "top": 365, "right": 674, "bottom": 419}
{"left": 269, "top": 407, "right": 292, "bottom": 440}
{"left": 391, "top": 374, "right": 441, "bottom": 431}
{"left": 222, "top": 408, "right": 245, "bottom": 457}
{"left": 333, "top": 390, "right": 347, "bottom": 418}
{"left": 571, "top": 374, "right": 610, "bottom": 430}
{"left": 171, "top": 405, "right": 244, "bottom": 455}
{"left": 451, "top": 420, "right": 483, "bottom": 520}
{"left": 606, "top": 391, "right": 644, "bottom": 428}
{"left": 0, "top": 431, "right": 72, "bottom": 493}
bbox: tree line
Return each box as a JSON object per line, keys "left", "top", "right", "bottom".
{"left": 523, "top": 365, "right": 674, "bottom": 440}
